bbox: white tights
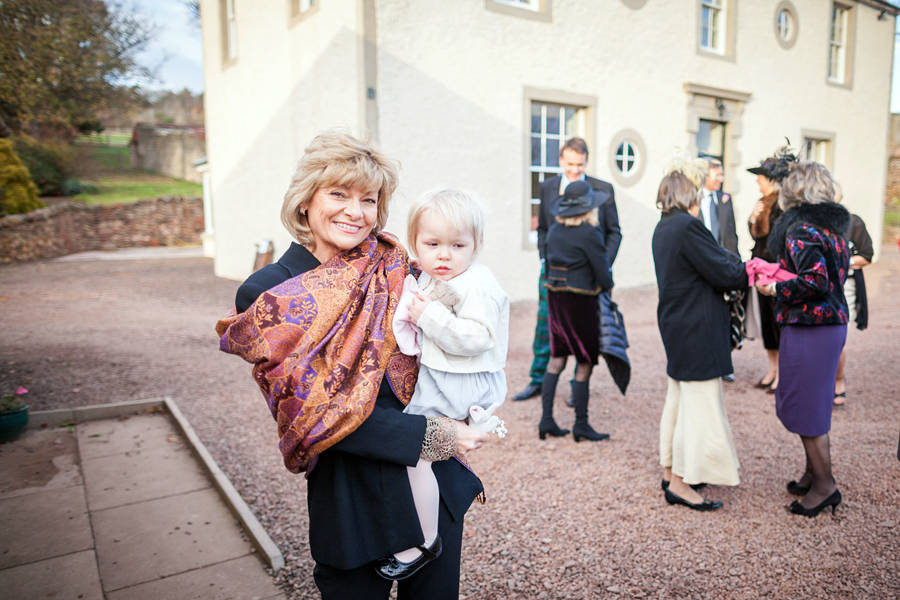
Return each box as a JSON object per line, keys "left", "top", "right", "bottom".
{"left": 393, "top": 458, "right": 439, "bottom": 563}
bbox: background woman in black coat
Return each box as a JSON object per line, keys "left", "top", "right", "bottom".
{"left": 229, "top": 129, "right": 489, "bottom": 599}
{"left": 652, "top": 155, "right": 748, "bottom": 512}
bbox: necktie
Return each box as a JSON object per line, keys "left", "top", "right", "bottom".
{"left": 708, "top": 192, "right": 720, "bottom": 243}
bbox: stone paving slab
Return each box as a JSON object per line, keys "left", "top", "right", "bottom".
{"left": 106, "top": 555, "right": 286, "bottom": 600}
{"left": 92, "top": 487, "right": 256, "bottom": 592}
{"left": 0, "top": 428, "right": 81, "bottom": 501}
{"left": 0, "top": 549, "right": 103, "bottom": 600}
{"left": 0, "top": 485, "right": 93, "bottom": 571}
{"left": 78, "top": 413, "right": 175, "bottom": 460}
{"left": 82, "top": 441, "right": 211, "bottom": 511}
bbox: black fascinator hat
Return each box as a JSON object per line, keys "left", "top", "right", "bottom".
{"left": 747, "top": 141, "right": 798, "bottom": 183}
{"left": 550, "top": 180, "right": 608, "bottom": 217}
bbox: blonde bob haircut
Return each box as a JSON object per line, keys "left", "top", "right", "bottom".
{"left": 556, "top": 208, "right": 599, "bottom": 227}
{"left": 407, "top": 187, "right": 486, "bottom": 258}
{"left": 779, "top": 161, "right": 834, "bottom": 211}
{"left": 280, "top": 128, "right": 400, "bottom": 247}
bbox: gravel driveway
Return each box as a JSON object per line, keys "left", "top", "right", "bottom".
{"left": 2, "top": 246, "right": 899, "bottom": 599}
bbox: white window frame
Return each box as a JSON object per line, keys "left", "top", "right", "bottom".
{"left": 700, "top": 0, "right": 725, "bottom": 54}
{"left": 801, "top": 130, "right": 835, "bottom": 170}
{"left": 777, "top": 10, "right": 793, "bottom": 42}
{"left": 289, "top": 0, "right": 319, "bottom": 26}
{"left": 494, "top": 0, "right": 539, "bottom": 10}
{"left": 829, "top": 5, "right": 849, "bottom": 83}
{"left": 222, "top": 0, "right": 237, "bottom": 65}
{"left": 805, "top": 139, "right": 829, "bottom": 164}
{"left": 615, "top": 141, "right": 638, "bottom": 176}
{"left": 528, "top": 101, "right": 587, "bottom": 244}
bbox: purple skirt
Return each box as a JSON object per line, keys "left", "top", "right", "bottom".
{"left": 776, "top": 324, "right": 847, "bottom": 437}
{"left": 547, "top": 291, "right": 599, "bottom": 365}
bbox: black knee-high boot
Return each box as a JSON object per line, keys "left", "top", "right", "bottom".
{"left": 538, "top": 372, "right": 569, "bottom": 439}
{"left": 571, "top": 381, "right": 609, "bottom": 442}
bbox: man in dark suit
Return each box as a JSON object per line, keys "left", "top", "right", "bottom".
{"left": 700, "top": 158, "right": 739, "bottom": 256}
{"left": 512, "top": 137, "right": 622, "bottom": 400}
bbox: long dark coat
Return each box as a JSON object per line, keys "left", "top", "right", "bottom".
{"left": 652, "top": 209, "right": 748, "bottom": 381}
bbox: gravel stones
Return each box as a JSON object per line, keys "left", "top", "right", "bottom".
{"left": 1, "top": 248, "right": 899, "bottom": 599}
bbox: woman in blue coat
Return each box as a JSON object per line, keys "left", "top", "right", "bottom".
{"left": 652, "top": 155, "right": 748, "bottom": 512}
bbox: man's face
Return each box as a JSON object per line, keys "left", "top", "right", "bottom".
{"left": 560, "top": 148, "right": 587, "bottom": 183}
{"left": 705, "top": 166, "right": 724, "bottom": 192}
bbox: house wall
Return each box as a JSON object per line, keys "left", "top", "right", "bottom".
{"left": 200, "top": 0, "right": 367, "bottom": 281}
{"left": 203, "top": 0, "right": 895, "bottom": 300}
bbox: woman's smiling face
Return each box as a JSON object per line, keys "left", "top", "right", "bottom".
{"left": 305, "top": 185, "right": 379, "bottom": 263}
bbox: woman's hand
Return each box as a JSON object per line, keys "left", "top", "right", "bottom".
{"left": 749, "top": 201, "right": 765, "bottom": 223}
{"left": 755, "top": 280, "right": 777, "bottom": 297}
{"left": 455, "top": 421, "right": 490, "bottom": 456}
{"left": 408, "top": 293, "right": 434, "bottom": 325}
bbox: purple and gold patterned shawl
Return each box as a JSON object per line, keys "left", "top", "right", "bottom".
{"left": 215, "top": 232, "right": 418, "bottom": 474}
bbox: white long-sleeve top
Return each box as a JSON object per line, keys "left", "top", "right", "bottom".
{"left": 415, "top": 264, "right": 509, "bottom": 374}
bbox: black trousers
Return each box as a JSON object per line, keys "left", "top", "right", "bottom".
{"left": 313, "top": 498, "right": 465, "bottom": 600}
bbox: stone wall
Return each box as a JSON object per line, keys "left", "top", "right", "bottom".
{"left": 130, "top": 124, "right": 206, "bottom": 183}
{"left": 0, "top": 197, "right": 204, "bottom": 264}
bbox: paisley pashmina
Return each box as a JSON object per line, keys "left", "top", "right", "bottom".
{"left": 216, "top": 232, "right": 418, "bottom": 474}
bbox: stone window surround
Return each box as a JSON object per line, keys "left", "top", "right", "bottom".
{"left": 827, "top": 2, "right": 856, "bottom": 90}
{"left": 522, "top": 87, "right": 597, "bottom": 250}
{"left": 684, "top": 83, "right": 752, "bottom": 194}
{"left": 289, "top": 0, "right": 320, "bottom": 27}
{"left": 801, "top": 129, "right": 836, "bottom": 170}
{"left": 608, "top": 129, "right": 648, "bottom": 187}
{"left": 220, "top": 0, "right": 238, "bottom": 69}
{"left": 620, "top": 0, "right": 648, "bottom": 8}
{"left": 486, "top": 0, "right": 552, "bottom": 23}
{"left": 774, "top": 1, "right": 799, "bottom": 49}
{"left": 697, "top": 0, "right": 737, "bottom": 63}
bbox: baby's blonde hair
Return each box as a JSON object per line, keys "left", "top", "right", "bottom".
{"left": 407, "top": 187, "right": 486, "bottom": 258}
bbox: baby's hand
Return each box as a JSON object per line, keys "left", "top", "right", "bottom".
{"left": 408, "top": 293, "right": 434, "bottom": 325}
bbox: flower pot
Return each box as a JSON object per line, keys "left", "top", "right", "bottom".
{"left": 0, "top": 404, "right": 29, "bottom": 443}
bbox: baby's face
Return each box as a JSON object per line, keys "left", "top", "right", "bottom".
{"left": 414, "top": 211, "right": 475, "bottom": 282}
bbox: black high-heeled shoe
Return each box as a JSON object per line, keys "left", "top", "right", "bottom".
{"left": 538, "top": 420, "right": 570, "bottom": 440}
{"left": 374, "top": 536, "right": 442, "bottom": 580}
{"left": 788, "top": 489, "right": 842, "bottom": 517}
{"left": 786, "top": 480, "right": 811, "bottom": 496}
{"left": 664, "top": 488, "right": 723, "bottom": 512}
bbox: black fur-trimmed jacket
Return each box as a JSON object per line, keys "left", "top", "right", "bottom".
{"left": 767, "top": 202, "right": 851, "bottom": 326}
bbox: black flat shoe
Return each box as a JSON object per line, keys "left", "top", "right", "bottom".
{"left": 661, "top": 479, "right": 707, "bottom": 492}
{"left": 374, "top": 536, "right": 442, "bottom": 581}
{"left": 788, "top": 489, "right": 842, "bottom": 517}
{"left": 786, "top": 480, "right": 811, "bottom": 496}
{"left": 754, "top": 379, "right": 774, "bottom": 389}
{"left": 513, "top": 383, "right": 541, "bottom": 401}
{"left": 664, "top": 488, "right": 723, "bottom": 512}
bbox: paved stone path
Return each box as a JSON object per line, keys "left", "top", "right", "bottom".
{"left": 0, "top": 413, "right": 284, "bottom": 600}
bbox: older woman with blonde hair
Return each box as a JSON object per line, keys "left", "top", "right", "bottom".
{"left": 652, "top": 153, "right": 748, "bottom": 511}
{"left": 217, "top": 128, "right": 490, "bottom": 598}
{"left": 756, "top": 161, "right": 850, "bottom": 517}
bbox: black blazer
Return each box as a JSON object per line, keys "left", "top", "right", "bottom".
{"left": 652, "top": 210, "right": 748, "bottom": 381}
{"left": 545, "top": 221, "right": 614, "bottom": 294}
{"left": 703, "top": 189, "right": 739, "bottom": 256}
{"left": 537, "top": 175, "right": 621, "bottom": 265}
{"left": 235, "top": 242, "right": 483, "bottom": 570}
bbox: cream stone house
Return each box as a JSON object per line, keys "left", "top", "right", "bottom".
{"left": 200, "top": 0, "right": 898, "bottom": 300}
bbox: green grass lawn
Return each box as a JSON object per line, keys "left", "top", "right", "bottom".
{"left": 74, "top": 174, "right": 201, "bottom": 205}
{"left": 67, "top": 143, "right": 201, "bottom": 205}
{"left": 75, "top": 133, "right": 131, "bottom": 146}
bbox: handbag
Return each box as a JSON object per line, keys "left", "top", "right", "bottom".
{"left": 724, "top": 289, "right": 745, "bottom": 350}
